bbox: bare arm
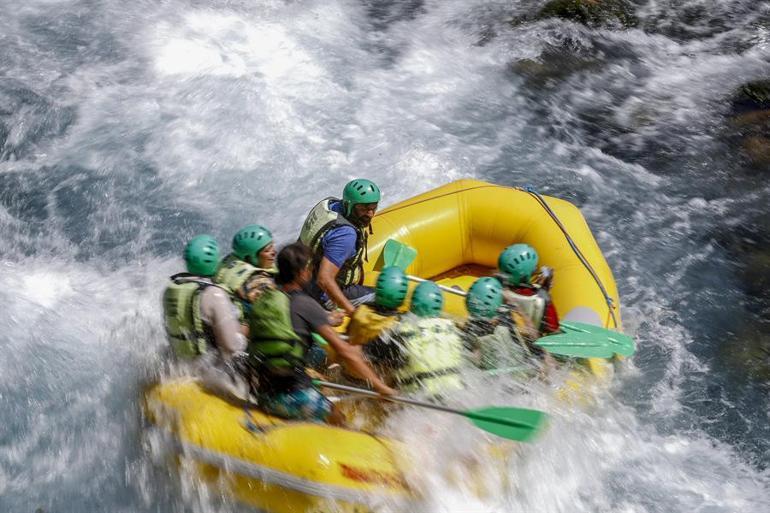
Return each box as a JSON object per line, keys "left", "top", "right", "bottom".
{"left": 316, "top": 324, "right": 395, "bottom": 395}
{"left": 317, "top": 257, "right": 356, "bottom": 316}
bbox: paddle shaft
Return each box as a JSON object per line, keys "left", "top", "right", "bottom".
{"left": 406, "top": 275, "right": 467, "bottom": 297}
{"left": 316, "top": 380, "right": 459, "bottom": 414}
{"left": 314, "top": 380, "right": 531, "bottom": 430}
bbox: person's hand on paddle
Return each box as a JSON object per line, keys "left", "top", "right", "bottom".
{"left": 328, "top": 310, "right": 345, "bottom": 327}
{"left": 316, "top": 324, "right": 393, "bottom": 398}
{"left": 373, "top": 382, "right": 397, "bottom": 396}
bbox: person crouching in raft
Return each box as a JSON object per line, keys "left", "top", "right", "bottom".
{"left": 345, "top": 266, "right": 407, "bottom": 346}
{"left": 462, "top": 277, "right": 553, "bottom": 372}
{"left": 162, "top": 235, "right": 247, "bottom": 361}
{"left": 214, "top": 224, "right": 277, "bottom": 312}
{"left": 361, "top": 273, "right": 464, "bottom": 397}
{"left": 299, "top": 179, "right": 380, "bottom": 316}
{"left": 495, "top": 244, "right": 560, "bottom": 338}
{"left": 247, "top": 242, "right": 395, "bottom": 424}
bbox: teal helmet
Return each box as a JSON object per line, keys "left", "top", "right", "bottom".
{"left": 184, "top": 235, "right": 220, "bottom": 276}
{"left": 498, "top": 244, "right": 538, "bottom": 286}
{"left": 466, "top": 277, "right": 503, "bottom": 318}
{"left": 375, "top": 266, "right": 408, "bottom": 309}
{"left": 410, "top": 281, "right": 444, "bottom": 317}
{"left": 342, "top": 179, "right": 381, "bottom": 216}
{"left": 232, "top": 224, "right": 273, "bottom": 263}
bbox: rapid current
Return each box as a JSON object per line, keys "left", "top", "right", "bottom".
{"left": 1, "top": 1, "right": 769, "bottom": 512}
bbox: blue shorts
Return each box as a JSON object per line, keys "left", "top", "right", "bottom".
{"left": 259, "top": 387, "right": 333, "bottom": 422}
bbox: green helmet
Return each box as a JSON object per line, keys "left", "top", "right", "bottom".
{"left": 410, "top": 281, "right": 444, "bottom": 317}
{"left": 342, "top": 179, "right": 381, "bottom": 216}
{"left": 498, "top": 244, "right": 538, "bottom": 286}
{"left": 232, "top": 224, "right": 273, "bottom": 263}
{"left": 184, "top": 235, "right": 220, "bottom": 276}
{"left": 466, "top": 277, "right": 503, "bottom": 318}
{"left": 375, "top": 266, "right": 408, "bottom": 309}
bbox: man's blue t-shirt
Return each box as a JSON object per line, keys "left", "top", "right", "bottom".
{"left": 321, "top": 200, "right": 358, "bottom": 268}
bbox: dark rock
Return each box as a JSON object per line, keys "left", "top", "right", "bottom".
{"left": 741, "top": 250, "right": 770, "bottom": 300}
{"left": 537, "top": 0, "right": 638, "bottom": 28}
{"left": 726, "top": 80, "right": 770, "bottom": 168}
{"left": 743, "top": 136, "right": 770, "bottom": 165}
{"left": 510, "top": 49, "right": 604, "bottom": 89}
{"left": 734, "top": 80, "right": 770, "bottom": 112}
{"left": 712, "top": 216, "right": 770, "bottom": 309}
{"left": 723, "top": 328, "right": 770, "bottom": 383}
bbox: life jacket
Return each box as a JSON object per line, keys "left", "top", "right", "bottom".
{"left": 346, "top": 304, "right": 400, "bottom": 345}
{"left": 247, "top": 289, "right": 306, "bottom": 378}
{"left": 392, "top": 317, "right": 464, "bottom": 395}
{"left": 504, "top": 286, "right": 549, "bottom": 332}
{"left": 298, "top": 197, "right": 367, "bottom": 288}
{"left": 161, "top": 274, "right": 227, "bottom": 358}
{"left": 476, "top": 325, "right": 535, "bottom": 374}
{"left": 213, "top": 253, "right": 276, "bottom": 318}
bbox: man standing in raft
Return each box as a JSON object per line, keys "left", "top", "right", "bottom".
{"left": 299, "top": 179, "right": 380, "bottom": 315}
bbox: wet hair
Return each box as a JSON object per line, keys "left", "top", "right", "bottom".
{"left": 276, "top": 242, "right": 313, "bottom": 285}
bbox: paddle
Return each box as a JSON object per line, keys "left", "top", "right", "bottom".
{"left": 314, "top": 379, "right": 546, "bottom": 442}
{"left": 382, "top": 239, "right": 468, "bottom": 295}
{"left": 406, "top": 274, "right": 468, "bottom": 296}
{"left": 534, "top": 321, "right": 636, "bottom": 359}
{"left": 382, "top": 239, "right": 418, "bottom": 272}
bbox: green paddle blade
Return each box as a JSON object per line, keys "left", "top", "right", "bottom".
{"left": 535, "top": 321, "right": 636, "bottom": 358}
{"left": 561, "top": 321, "right": 636, "bottom": 357}
{"left": 382, "top": 239, "right": 418, "bottom": 271}
{"left": 534, "top": 333, "right": 615, "bottom": 358}
{"left": 464, "top": 406, "right": 546, "bottom": 442}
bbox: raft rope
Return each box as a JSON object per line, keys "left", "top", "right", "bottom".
{"left": 522, "top": 186, "right": 619, "bottom": 329}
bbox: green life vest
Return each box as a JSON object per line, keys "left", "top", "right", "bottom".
{"left": 298, "top": 197, "right": 367, "bottom": 288}
{"left": 162, "top": 274, "right": 212, "bottom": 358}
{"left": 213, "top": 254, "right": 276, "bottom": 318}
{"left": 247, "top": 289, "right": 305, "bottom": 377}
{"left": 393, "top": 317, "right": 463, "bottom": 395}
{"left": 214, "top": 254, "right": 259, "bottom": 293}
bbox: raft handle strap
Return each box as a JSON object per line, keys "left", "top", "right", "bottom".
{"left": 522, "top": 186, "right": 619, "bottom": 329}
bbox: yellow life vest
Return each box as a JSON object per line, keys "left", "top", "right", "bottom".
{"left": 346, "top": 304, "right": 400, "bottom": 345}
{"left": 393, "top": 317, "right": 463, "bottom": 395}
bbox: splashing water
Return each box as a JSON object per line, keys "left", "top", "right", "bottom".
{"left": 1, "top": 0, "right": 769, "bottom": 512}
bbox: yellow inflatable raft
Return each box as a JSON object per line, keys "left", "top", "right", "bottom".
{"left": 366, "top": 179, "right": 622, "bottom": 377}
{"left": 368, "top": 179, "right": 620, "bottom": 330}
{"left": 145, "top": 179, "right": 621, "bottom": 512}
{"left": 145, "top": 380, "right": 410, "bottom": 513}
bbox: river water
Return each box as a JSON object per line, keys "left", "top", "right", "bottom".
{"left": 1, "top": 1, "right": 769, "bottom": 512}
